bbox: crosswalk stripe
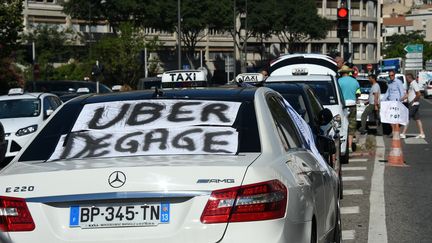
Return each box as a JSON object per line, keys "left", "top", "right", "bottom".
{"left": 342, "top": 166, "right": 367, "bottom": 171}
{"left": 342, "top": 230, "right": 356, "bottom": 240}
{"left": 342, "top": 176, "right": 365, "bottom": 182}
{"left": 341, "top": 206, "right": 360, "bottom": 214}
{"left": 343, "top": 189, "right": 363, "bottom": 196}
{"left": 349, "top": 158, "right": 368, "bottom": 162}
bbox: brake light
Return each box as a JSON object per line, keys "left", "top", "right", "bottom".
{"left": 201, "top": 180, "right": 287, "bottom": 224}
{"left": 0, "top": 196, "right": 35, "bottom": 231}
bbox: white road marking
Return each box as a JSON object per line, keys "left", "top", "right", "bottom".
{"left": 342, "top": 166, "right": 367, "bottom": 171}
{"left": 349, "top": 158, "right": 368, "bottom": 163}
{"left": 343, "top": 189, "right": 363, "bottom": 196}
{"left": 404, "top": 138, "right": 428, "bottom": 144}
{"left": 368, "top": 136, "right": 388, "bottom": 243}
{"left": 342, "top": 176, "right": 365, "bottom": 182}
{"left": 341, "top": 206, "right": 360, "bottom": 214}
{"left": 342, "top": 230, "right": 356, "bottom": 241}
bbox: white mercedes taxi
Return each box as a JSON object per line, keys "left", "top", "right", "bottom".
{"left": 0, "top": 89, "right": 62, "bottom": 164}
{"left": 0, "top": 87, "right": 341, "bottom": 243}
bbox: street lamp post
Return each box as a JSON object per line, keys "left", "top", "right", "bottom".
{"left": 178, "top": 0, "right": 182, "bottom": 70}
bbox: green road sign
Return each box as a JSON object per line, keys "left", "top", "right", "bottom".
{"left": 404, "top": 44, "right": 423, "bottom": 53}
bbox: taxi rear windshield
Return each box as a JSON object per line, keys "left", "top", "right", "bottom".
{"left": 294, "top": 81, "right": 338, "bottom": 105}
{"left": 18, "top": 99, "right": 261, "bottom": 162}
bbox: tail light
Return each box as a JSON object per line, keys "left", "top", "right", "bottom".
{"left": 201, "top": 180, "right": 287, "bottom": 224}
{"left": 0, "top": 196, "right": 35, "bottom": 232}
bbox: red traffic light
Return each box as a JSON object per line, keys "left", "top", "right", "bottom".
{"left": 337, "top": 8, "right": 348, "bottom": 18}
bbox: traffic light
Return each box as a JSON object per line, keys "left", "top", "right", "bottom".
{"left": 337, "top": 7, "right": 349, "bottom": 39}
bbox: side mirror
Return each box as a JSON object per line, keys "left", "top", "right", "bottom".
{"left": 318, "top": 108, "right": 333, "bottom": 126}
{"left": 45, "top": 109, "right": 54, "bottom": 118}
{"left": 316, "top": 135, "right": 336, "bottom": 166}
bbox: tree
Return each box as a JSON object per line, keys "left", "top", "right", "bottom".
{"left": 273, "top": 0, "right": 332, "bottom": 53}
{"left": 93, "top": 23, "right": 161, "bottom": 87}
{"left": 21, "top": 25, "right": 77, "bottom": 80}
{"left": 383, "top": 31, "right": 432, "bottom": 62}
{"left": 0, "top": 0, "right": 23, "bottom": 58}
{"left": 0, "top": 0, "right": 24, "bottom": 92}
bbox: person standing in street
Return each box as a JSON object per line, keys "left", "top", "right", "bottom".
{"left": 400, "top": 73, "right": 425, "bottom": 139}
{"left": 359, "top": 74, "right": 381, "bottom": 135}
{"left": 338, "top": 65, "right": 360, "bottom": 153}
{"left": 381, "top": 70, "right": 405, "bottom": 135}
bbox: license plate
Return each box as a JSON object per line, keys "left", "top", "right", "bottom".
{"left": 69, "top": 202, "right": 170, "bottom": 228}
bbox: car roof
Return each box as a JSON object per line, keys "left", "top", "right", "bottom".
{"left": 0, "top": 92, "right": 49, "bottom": 101}
{"left": 266, "top": 74, "right": 333, "bottom": 82}
{"left": 265, "top": 82, "right": 307, "bottom": 93}
{"left": 67, "top": 87, "right": 259, "bottom": 105}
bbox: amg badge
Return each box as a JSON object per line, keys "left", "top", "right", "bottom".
{"left": 196, "top": 179, "right": 235, "bottom": 184}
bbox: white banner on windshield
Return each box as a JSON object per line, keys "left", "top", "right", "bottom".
{"left": 72, "top": 100, "right": 241, "bottom": 132}
{"left": 49, "top": 127, "right": 239, "bottom": 161}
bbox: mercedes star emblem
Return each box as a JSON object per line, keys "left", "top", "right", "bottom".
{"left": 108, "top": 171, "right": 126, "bottom": 188}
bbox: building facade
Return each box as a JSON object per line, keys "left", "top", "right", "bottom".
{"left": 22, "top": 0, "right": 382, "bottom": 74}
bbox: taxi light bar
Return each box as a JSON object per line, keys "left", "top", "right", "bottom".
{"left": 8, "top": 88, "right": 24, "bottom": 95}
{"left": 200, "top": 180, "right": 287, "bottom": 224}
{"left": 0, "top": 196, "right": 35, "bottom": 232}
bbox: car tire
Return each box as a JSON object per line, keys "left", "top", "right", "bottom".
{"left": 333, "top": 200, "right": 342, "bottom": 243}
{"left": 340, "top": 141, "right": 349, "bottom": 164}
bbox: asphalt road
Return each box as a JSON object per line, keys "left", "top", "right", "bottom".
{"left": 342, "top": 97, "right": 432, "bottom": 243}
{"left": 385, "top": 97, "right": 432, "bottom": 243}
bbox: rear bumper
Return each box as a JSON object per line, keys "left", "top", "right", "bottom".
{"left": 221, "top": 219, "right": 311, "bottom": 243}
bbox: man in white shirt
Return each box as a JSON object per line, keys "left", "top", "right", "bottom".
{"left": 401, "top": 73, "right": 425, "bottom": 138}
{"left": 359, "top": 74, "right": 381, "bottom": 135}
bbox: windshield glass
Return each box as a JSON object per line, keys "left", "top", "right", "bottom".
{"left": 292, "top": 81, "right": 338, "bottom": 105}
{"left": 0, "top": 99, "right": 41, "bottom": 119}
{"left": 357, "top": 79, "right": 371, "bottom": 94}
{"left": 280, "top": 94, "right": 309, "bottom": 123}
{"left": 18, "top": 99, "right": 261, "bottom": 162}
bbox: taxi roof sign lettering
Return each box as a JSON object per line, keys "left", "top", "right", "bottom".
{"left": 162, "top": 70, "right": 207, "bottom": 83}
{"left": 236, "top": 73, "right": 264, "bottom": 83}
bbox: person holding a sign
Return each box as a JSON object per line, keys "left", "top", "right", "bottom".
{"left": 381, "top": 70, "right": 405, "bottom": 135}
{"left": 400, "top": 73, "right": 425, "bottom": 139}
{"left": 359, "top": 74, "right": 381, "bottom": 135}
{"left": 338, "top": 65, "right": 360, "bottom": 153}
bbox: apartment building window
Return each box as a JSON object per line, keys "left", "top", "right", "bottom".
{"left": 352, "top": 22, "right": 360, "bottom": 38}
{"left": 29, "top": 0, "right": 56, "bottom": 3}
{"left": 353, "top": 44, "right": 360, "bottom": 60}
{"left": 362, "top": 23, "right": 367, "bottom": 38}
{"left": 327, "top": 43, "right": 339, "bottom": 54}
{"left": 291, "top": 43, "right": 307, "bottom": 53}
{"left": 311, "top": 44, "right": 323, "bottom": 54}
{"left": 352, "top": 1, "right": 360, "bottom": 16}
{"left": 326, "top": 0, "right": 338, "bottom": 15}
{"left": 79, "top": 24, "right": 87, "bottom": 32}
{"left": 316, "top": 0, "right": 323, "bottom": 15}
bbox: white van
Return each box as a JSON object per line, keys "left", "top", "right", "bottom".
{"left": 267, "top": 54, "right": 350, "bottom": 164}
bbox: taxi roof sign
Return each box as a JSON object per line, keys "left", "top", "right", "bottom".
{"left": 235, "top": 73, "right": 265, "bottom": 83}
{"left": 161, "top": 70, "right": 207, "bottom": 83}
{"left": 8, "top": 88, "right": 24, "bottom": 95}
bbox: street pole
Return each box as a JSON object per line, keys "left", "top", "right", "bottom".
{"left": 243, "top": 0, "right": 248, "bottom": 73}
{"left": 32, "top": 41, "right": 36, "bottom": 81}
{"left": 177, "top": 0, "right": 182, "bottom": 70}
{"left": 233, "top": 0, "right": 237, "bottom": 77}
{"left": 144, "top": 48, "right": 148, "bottom": 78}
{"left": 348, "top": 0, "right": 353, "bottom": 63}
